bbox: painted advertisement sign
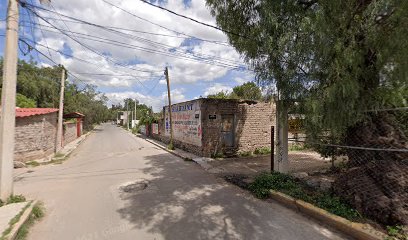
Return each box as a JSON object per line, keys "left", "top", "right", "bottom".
{"left": 164, "top": 101, "right": 202, "bottom": 146}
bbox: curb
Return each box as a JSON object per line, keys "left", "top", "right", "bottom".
{"left": 142, "top": 137, "right": 187, "bottom": 160}
{"left": 58, "top": 131, "right": 92, "bottom": 159}
{"left": 7, "top": 201, "right": 37, "bottom": 240}
{"left": 133, "top": 131, "right": 386, "bottom": 240}
{"left": 269, "top": 190, "right": 387, "bottom": 240}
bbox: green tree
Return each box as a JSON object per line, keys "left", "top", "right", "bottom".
{"left": 231, "top": 82, "right": 262, "bottom": 100}
{"left": 207, "top": 90, "right": 230, "bottom": 99}
{"left": 207, "top": 0, "right": 408, "bottom": 225}
{"left": 16, "top": 94, "right": 36, "bottom": 108}
{"left": 207, "top": 82, "right": 263, "bottom": 100}
{"left": 1, "top": 59, "right": 112, "bottom": 130}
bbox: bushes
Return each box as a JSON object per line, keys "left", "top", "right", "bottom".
{"left": 253, "top": 147, "right": 271, "bottom": 155}
{"left": 249, "top": 172, "right": 360, "bottom": 221}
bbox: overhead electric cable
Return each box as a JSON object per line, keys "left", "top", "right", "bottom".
{"left": 138, "top": 0, "right": 247, "bottom": 38}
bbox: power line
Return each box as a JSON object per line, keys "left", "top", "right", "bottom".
{"left": 18, "top": 13, "right": 231, "bottom": 46}
{"left": 18, "top": 38, "right": 88, "bottom": 87}
{"left": 26, "top": 8, "right": 167, "bottom": 80}
{"left": 16, "top": 8, "right": 245, "bottom": 67}
{"left": 22, "top": 1, "right": 231, "bottom": 46}
{"left": 21, "top": 37, "right": 159, "bottom": 84}
{"left": 18, "top": 3, "right": 250, "bottom": 70}
{"left": 138, "top": 0, "right": 247, "bottom": 38}
{"left": 19, "top": 21, "right": 246, "bottom": 69}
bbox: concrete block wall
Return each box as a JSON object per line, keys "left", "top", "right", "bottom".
{"left": 14, "top": 113, "right": 58, "bottom": 162}
{"left": 63, "top": 122, "right": 77, "bottom": 146}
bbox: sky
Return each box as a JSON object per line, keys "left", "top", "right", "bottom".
{"left": 0, "top": 0, "right": 255, "bottom": 111}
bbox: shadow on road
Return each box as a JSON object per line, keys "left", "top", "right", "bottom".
{"left": 116, "top": 153, "right": 342, "bottom": 240}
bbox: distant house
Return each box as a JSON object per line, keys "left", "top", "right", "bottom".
{"left": 7, "top": 108, "right": 85, "bottom": 163}
{"left": 63, "top": 112, "right": 85, "bottom": 146}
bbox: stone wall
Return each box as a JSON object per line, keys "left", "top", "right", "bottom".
{"left": 14, "top": 113, "right": 58, "bottom": 162}
{"left": 63, "top": 122, "right": 77, "bottom": 146}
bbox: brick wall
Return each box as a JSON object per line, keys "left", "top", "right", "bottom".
{"left": 235, "top": 102, "right": 275, "bottom": 153}
{"left": 63, "top": 122, "right": 77, "bottom": 146}
{"left": 200, "top": 99, "right": 275, "bottom": 157}
{"left": 14, "top": 113, "right": 58, "bottom": 162}
{"left": 153, "top": 98, "right": 275, "bottom": 157}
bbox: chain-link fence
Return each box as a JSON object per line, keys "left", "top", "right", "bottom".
{"left": 287, "top": 108, "right": 408, "bottom": 226}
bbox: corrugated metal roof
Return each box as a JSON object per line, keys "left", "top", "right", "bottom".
{"left": 15, "top": 108, "right": 59, "bottom": 118}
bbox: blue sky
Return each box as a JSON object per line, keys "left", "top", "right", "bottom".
{"left": 0, "top": 0, "right": 254, "bottom": 111}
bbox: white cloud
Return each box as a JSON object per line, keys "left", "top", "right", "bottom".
{"left": 203, "top": 83, "right": 232, "bottom": 96}
{"left": 26, "top": 0, "right": 250, "bottom": 102}
{"left": 106, "top": 87, "right": 186, "bottom": 112}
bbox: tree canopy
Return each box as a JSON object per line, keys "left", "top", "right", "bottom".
{"left": 0, "top": 59, "right": 112, "bottom": 130}
{"left": 208, "top": 82, "right": 263, "bottom": 100}
{"left": 206, "top": 0, "right": 408, "bottom": 135}
{"left": 206, "top": 0, "right": 408, "bottom": 226}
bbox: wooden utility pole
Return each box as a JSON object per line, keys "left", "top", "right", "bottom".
{"left": 55, "top": 67, "right": 66, "bottom": 153}
{"left": 164, "top": 67, "right": 174, "bottom": 146}
{"left": 0, "top": 0, "right": 19, "bottom": 201}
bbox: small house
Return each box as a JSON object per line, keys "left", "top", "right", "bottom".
{"left": 151, "top": 98, "right": 276, "bottom": 157}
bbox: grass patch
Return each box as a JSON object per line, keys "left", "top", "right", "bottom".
{"left": 14, "top": 202, "right": 45, "bottom": 240}
{"left": 211, "top": 152, "right": 225, "bottom": 159}
{"left": 25, "top": 161, "right": 40, "bottom": 167}
{"left": 289, "top": 144, "right": 307, "bottom": 151}
{"left": 385, "top": 225, "right": 408, "bottom": 240}
{"left": 0, "top": 201, "right": 32, "bottom": 240}
{"left": 238, "top": 151, "right": 252, "bottom": 157}
{"left": 249, "top": 172, "right": 361, "bottom": 221}
{"left": 254, "top": 147, "right": 271, "bottom": 155}
{"left": 7, "top": 195, "right": 26, "bottom": 204}
{"left": 54, "top": 153, "right": 65, "bottom": 158}
{"left": 0, "top": 195, "right": 26, "bottom": 207}
{"left": 167, "top": 143, "right": 175, "bottom": 150}
{"left": 48, "top": 159, "right": 64, "bottom": 165}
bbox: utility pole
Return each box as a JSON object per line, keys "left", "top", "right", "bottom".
{"left": 275, "top": 99, "right": 289, "bottom": 173}
{"left": 164, "top": 67, "right": 174, "bottom": 146}
{"left": 126, "top": 100, "right": 129, "bottom": 130}
{"left": 134, "top": 99, "right": 137, "bottom": 127}
{"left": 0, "top": 0, "right": 19, "bottom": 201}
{"left": 55, "top": 66, "right": 65, "bottom": 153}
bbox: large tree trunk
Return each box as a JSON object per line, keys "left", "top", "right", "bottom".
{"left": 333, "top": 112, "right": 408, "bottom": 226}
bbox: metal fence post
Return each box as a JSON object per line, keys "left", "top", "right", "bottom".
{"left": 271, "top": 126, "right": 275, "bottom": 172}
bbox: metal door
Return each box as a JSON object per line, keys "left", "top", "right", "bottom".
{"left": 221, "top": 114, "right": 235, "bottom": 147}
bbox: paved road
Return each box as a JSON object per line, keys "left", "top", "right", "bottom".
{"left": 15, "top": 124, "right": 350, "bottom": 240}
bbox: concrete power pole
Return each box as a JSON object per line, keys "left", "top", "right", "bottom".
{"left": 134, "top": 99, "right": 137, "bottom": 127}
{"left": 164, "top": 67, "right": 173, "bottom": 147}
{"left": 164, "top": 67, "right": 174, "bottom": 147}
{"left": 126, "top": 100, "right": 129, "bottom": 130}
{"left": 55, "top": 67, "right": 65, "bottom": 153}
{"left": 275, "top": 99, "right": 289, "bottom": 173}
{"left": 0, "top": 0, "right": 19, "bottom": 201}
